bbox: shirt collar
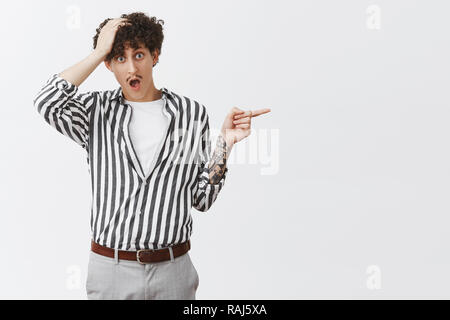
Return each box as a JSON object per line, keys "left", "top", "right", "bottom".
{"left": 110, "top": 86, "right": 175, "bottom": 104}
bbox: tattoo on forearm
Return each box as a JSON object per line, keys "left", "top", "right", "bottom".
{"left": 208, "top": 134, "right": 229, "bottom": 184}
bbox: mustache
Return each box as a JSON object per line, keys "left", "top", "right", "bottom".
{"left": 127, "top": 75, "right": 142, "bottom": 82}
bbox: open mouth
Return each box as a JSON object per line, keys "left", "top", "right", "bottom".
{"left": 129, "top": 78, "right": 141, "bottom": 90}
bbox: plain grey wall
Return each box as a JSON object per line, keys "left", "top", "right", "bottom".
{"left": 0, "top": 0, "right": 449, "bottom": 299}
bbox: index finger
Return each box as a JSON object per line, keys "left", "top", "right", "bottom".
{"left": 250, "top": 108, "right": 271, "bottom": 117}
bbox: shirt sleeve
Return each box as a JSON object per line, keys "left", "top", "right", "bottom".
{"left": 33, "top": 73, "right": 97, "bottom": 150}
{"left": 192, "top": 107, "right": 228, "bottom": 212}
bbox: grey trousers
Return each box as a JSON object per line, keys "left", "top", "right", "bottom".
{"left": 86, "top": 248, "right": 199, "bottom": 300}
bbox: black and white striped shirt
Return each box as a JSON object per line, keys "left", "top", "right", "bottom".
{"left": 34, "top": 73, "right": 227, "bottom": 250}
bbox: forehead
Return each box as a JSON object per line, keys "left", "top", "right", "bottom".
{"left": 113, "top": 43, "right": 149, "bottom": 58}
{"left": 123, "top": 42, "right": 147, "bottom": 52}
{"left": 124, "top": 46, "right": 145, "bottom": 53}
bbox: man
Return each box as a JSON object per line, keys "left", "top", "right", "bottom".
{"left": 33, "top": 12, "right": 270, "bottom": 300}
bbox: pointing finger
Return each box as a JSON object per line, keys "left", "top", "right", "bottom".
{"left": 250, "top": 108, "right": 271, "bottom": 117}
{"left": 233, "top": 108, "right": 271, "bottom": 120}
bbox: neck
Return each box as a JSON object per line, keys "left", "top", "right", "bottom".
{"left": 124, "top": 84, "right": 162, "bottom": 102}
{"left": 144, "top": 85, "right": 163, "bottom": 101}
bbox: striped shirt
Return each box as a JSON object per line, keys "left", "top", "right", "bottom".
{"left": 33, "top": 73, "right": 227, "bottom": 250}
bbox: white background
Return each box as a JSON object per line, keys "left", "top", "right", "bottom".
{"left": 1, "top": 0, "right": 449, "bottom": 299}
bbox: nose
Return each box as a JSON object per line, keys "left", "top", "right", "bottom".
{"left": 126, "top": 59, "right": 138, "bottom": 74}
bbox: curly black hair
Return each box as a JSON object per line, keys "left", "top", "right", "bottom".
{"left": 93, "top": 12, "right": 165, "bottom": 64}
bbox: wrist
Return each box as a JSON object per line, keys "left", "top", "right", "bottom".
{"left": 225, "top": 137, "right": 235, "bottom": 149}
{"left": 91, "top": 49, "right": 108, "bottom": 62}
{"left": 220, "top": 131, "right": 234, "bottom": 148}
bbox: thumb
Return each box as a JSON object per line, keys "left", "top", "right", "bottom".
{"left": 230, "top": 107, "right": 245, "bottom": 117}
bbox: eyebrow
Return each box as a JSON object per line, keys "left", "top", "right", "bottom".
{"left": 126, "top": 46, "right": 144, "bottom": 51}
{"left": 116, "top": 48, "right": 144, "bottom": 57}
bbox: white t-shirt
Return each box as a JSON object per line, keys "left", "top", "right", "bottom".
{"left": 124, "top": 97, "right": 169, "bottom": 176}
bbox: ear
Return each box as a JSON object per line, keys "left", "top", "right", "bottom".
{"left": 104, "top": 60, "right": 112, "bottom": 72}
{"left": 152, "top": 49, "right": 160, "bottom": 61}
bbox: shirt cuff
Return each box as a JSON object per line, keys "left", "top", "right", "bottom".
{"left": 48, "top": 73, "right": 79, "bottom": 97}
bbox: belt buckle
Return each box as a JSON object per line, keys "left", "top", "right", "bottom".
{"left": 136, "top": 249, "right": 155, "bottom": 264}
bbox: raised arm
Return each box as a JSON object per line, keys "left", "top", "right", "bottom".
{"left": 208, "top": 133, "right": 233, "bottom": 184}
{"left": 33, "top": 18, "right": 130, "bottom": 149}
{"left": 192, "top": 109, "right": 231, "bottom": 212}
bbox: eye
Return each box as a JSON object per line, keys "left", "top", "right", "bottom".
{"left": 117, "top": 56, "right": 125, "bottom": 62}
{"left": 136, "top": 53, "right": 144, "bottom": 59}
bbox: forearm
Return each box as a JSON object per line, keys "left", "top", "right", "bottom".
{"left": 208, "top": 133, "right": 234, "bottom": 184}
{"left": 58, "top": 50, "right": 106, "bottom": 87}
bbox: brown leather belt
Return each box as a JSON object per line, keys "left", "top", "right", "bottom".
{"left": 91, "top": 240, "right": 191, "bottom": 264}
